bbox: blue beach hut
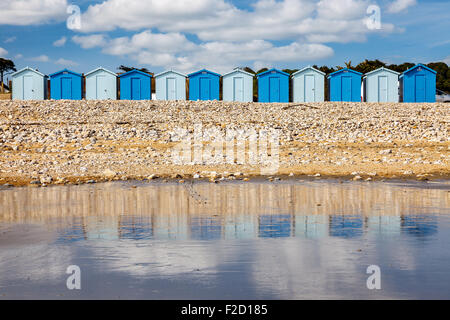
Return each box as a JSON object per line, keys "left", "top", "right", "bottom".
{"left": 363, "top": 67, "right": 399, "bottom": 102}
{"left": 85, "top": 67, "right": 117, "bottom": 100}
{"left": 49, "top": 69, "right": 82, "bottom": 100}
{"left": 222, "top": 68, "right": 254, "bottom": 102}
{"left": 155, "top": 70, "right": 187, "bottom": 101}
{"left": 11, "top": 67, "right": 48, "bottom": 100}
{"left": 257, "top": 69, "right": 289, "bottom": 103}
{"left": 292, "top": 66, "right": 325, "bottom": 102}
{"left": 188, "top": 69, "right": 220, "bottom": 101}
{"left": 327, "top": 68, "right": 362, "bottom": 102}
{"left": 119, "top": 69, "right": 152, "bottom": 100}
{"left": 400, "top": 64, "right": 436, "bottom": 103}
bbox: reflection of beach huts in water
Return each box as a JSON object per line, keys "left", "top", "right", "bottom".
{"left": 11, "top": 67, "right": 48, "bottom": 100}
{"left": 49, "top": 69, "right": 83, "bottom": 100}
{"left": 257, "top": 69, "right": 290, "bottom": 103}
{"left": 294, "top": 215, "right": 327, "bottom": 239}
{"left": 401, "top": 215, "right": 438, "bottom": 238}
{"left": 400, "top": 64, "right": 436, "bottom": 103}
{"left": 85, "top": 67, "right": 117, "bottom": 100}
{"left": 85, "top": 216, "right": 120, "bottom": 240}
{"left": 119, "top": 216, "right": 153, "bottom": 240}
{"left": 57, "top": 220, "right": 86, "bottom": 243}
{"left": 155, "top": 70, "right": 187, "bottom": 101}
{"left": 222, "top": 68, "right": 254, "bottom": 102}
{"left": 190, "top": 216, "right": 222, "bottom": 240}
{"left": 329, "top": 215, "right": 363, "bottom": 238}
{"left": 258, "top": 214, "right": 292, "bottom": 238}
{"left": 188, "top": 69, "right": 221, "bottom": 101}
{"left": 224, "top": 215, "right": 257, "bottom": 239}
{"left": 153, "top": 214, "right": 189, "bottom": 240}
{"left": 119, "top": 69, "right": 152, "bottom": 100}
{"left": 327, "top": 68, "right": 362, "bottom": 102}
{"left": 363, "top": 67, "right": 400, "bottom": 102}
{"left": 367, "top": 216, "right": 401, "bottom": 236}
{"left": 292, "top": 66, "right": 325, "bottom": 102}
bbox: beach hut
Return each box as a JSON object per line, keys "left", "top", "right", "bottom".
{"left": 11, "top": 67, "right": 47, "bottom": 100}
{"left": 222, "top": 68, "right": 254, "bottom": 102}
{"left": 155, "top": 70, "right": 187, "bottom": 101}
{"left": 188, "top": 69, "right": 220, "bottom": 101}
{"left": 85, "top": 67, "right": 117, "bottom": 100}
{"left": 118, "top": 69, "right": 152, "bottom": 100}
{"left": 257, "top": 69, "right": 289, "bottom": 103}
{"left": 399, "top": 64, "right": 436, "bottom": 103}
{"left": 363, "top": 67, "right": 399, "bottom": 102}
{"left": 49, "top": 69, "right": 83, "bottom": 100}
{"left": 327, "top": 68, "right": 362, "bottom": 102}
{"left": 292, "top": 66, "right": 325, "bottom": 102}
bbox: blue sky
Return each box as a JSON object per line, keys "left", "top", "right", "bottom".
{"left": 0, "top": 0, "right": 449, "bottom": 79}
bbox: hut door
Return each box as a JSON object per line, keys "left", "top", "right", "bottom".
{"left": 233, "top": 77, "right": 244, "bottom": 101}
{"left": 200, "top": 77, "right": 210, "bottom": 100}
{"left": 415, "top": 75, "right": 425, "bottom": 102}
{"left": 61, "top": 77, "right": 72, "bottom": 99}
{"left": 96, "top": 75, "right": 107, "bottom": 100}
{"left": 378, "top": 76, "right": 388, "bottom": 102}
{"left": 166, "top": 77, "right": 176, "bottom": 100}
{"left": 341, "top": 76, "right": 352, "bottom": 101}
{"left": 23, "top": 76, "right": 34, "bottom": 100}
{"left": 131, "top": 78, "right": 141, "bottom": 100}
{"left": 305, "top": 75, "right": 315, "bottom": 102}
{"left": 269, "top": 77, "right": 280, "bottom": 102}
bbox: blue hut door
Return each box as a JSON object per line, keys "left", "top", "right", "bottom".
{"left": 269, "top": 77, "right": 280, "bottom": 102}
{"left": 131, "top": 78, "right": 141, "bottom": 100}
{"left": 341, "top": 76, "right": 351, "bottom": 101}
{"left": 61, "top": 78, "right": 72, "bottom": 99}
{"left": 305, "top": 75, "right": 315, "bottom": 102}
{"left": 415, "top": 75, "right": 425, "bottom": 102}
{"left": 96, "top": 75, "right": 107, "bottom": 100}
{"left": 166, "top": 77, "right": 176, "bottom": 100}
{"left": 200, "top": 77, "right": 210, "bottom": 100}
{"left": 378, "top": 76, "right": 388, "bottom": 102}
{"left": 23, "top": 76, "right": 34, "bottom": 100}
{"left": 233, "top": 77, "right": 244, "bottom": 101}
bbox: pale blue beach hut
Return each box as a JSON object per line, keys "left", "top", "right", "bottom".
{"left": 363, "top": 67, "right": 399, "bottom": 102}
{"left": 85, "top": 67, "right": 117, "bottom": 100}
{"left": 155, "top": 70, "right": 187, "bottom": 100}
{"left": 11, "top": 67, "right": 48, "bottom": 100}
{"left": 292, "top": 66, "right": 325, "bottom": 102}
{"left": 222, "top": 68, "right": 254, "bottom": 102}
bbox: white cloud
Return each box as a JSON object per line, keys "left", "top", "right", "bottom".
{"left": 0, "top": 47, "right": 8, "bottom": 56}
{"left": 387, "top": 0, "right": 417, "bottom": 13}
{"left": 30, "top": 55, "right": 49, "bottom": 62}
{"left": 53, "top": 36, "right": 67, "bottom": 47}
{"left": 4, "top": 36, "right": 16, "bottom": 43}
{"left": 15, "top": 54, "right": 23, "bottom": 59}
{"left": 55, "top": 58, "right": 78, "bottom": 66}
{"left": 444, "top": 56, "right": 450, "bottom": 66}
{"left": 0, "top": 0, "right": 68, "bottom": 25}
{"left": 72, "top": 34, "right": 107, "bottom": 49}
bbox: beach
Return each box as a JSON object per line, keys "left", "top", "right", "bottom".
{"left": 0, "top": 100, "right": 448, "bottom": 186}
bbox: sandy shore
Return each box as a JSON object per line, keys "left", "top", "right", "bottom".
{"left": 0, "top": 100, "right": 448, "bottom": 186}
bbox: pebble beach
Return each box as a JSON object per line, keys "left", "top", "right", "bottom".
{"left": 0, "top": 100, "right": 448, "bottom": 186}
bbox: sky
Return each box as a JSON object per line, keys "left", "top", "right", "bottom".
{"left": 0, "top": 0, "right": 449, "bottom": 79}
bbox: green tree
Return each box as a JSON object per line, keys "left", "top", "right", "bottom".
{"left": 117, "top": 65, "right": 151, "bottom": 74}
{"left": 0, "top": 58, "right": 16, "bottom": 90}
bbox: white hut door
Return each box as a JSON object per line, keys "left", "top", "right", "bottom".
{"left": 167, "top": 77, "right": 176, "bottom": 100}
{"left": 305, "top": 75, "right": 315, "bottom": 102}
{"left": 378, "top": 76, "right": 388, "bottom": 102}
{"left": 23, "top": 76, "right": 34, "bottom": 100}
{"left": 233, "top": 77, "right": 244, "bottom": 101}
{"left": 96, "top": 75, "right": 107, "bottom": 100}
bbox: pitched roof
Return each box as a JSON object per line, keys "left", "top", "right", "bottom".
{"left": 188, "top": 69, "right": 221, "bottom": 78}
{"left": 363, "top": 67, "right": 400, "bottom": 78}
{"left": 155, "top": 70, "right": 187, "bottom": 78}
{"left": 256, "top": 68, "right": 290, "bottom": 78}
{"left": 118, "top": 69, "right": 153, "bottom": 78}
{"left": 49, "top": 69, "right": 82, "bottom": 78}
{"left": 12, "top": 66, "right": 46, "bottom": 78}
{"left": 222, "top": 68, "right": 255, "bottom": 78}
{"left": 327, "top": 68, "right": 362, "bottom": 78}
{"left": 85, "top": 67, "right": 117, "bottom": 77}
{"left": 401, "top": 63, "right": 437, "bottom": 77}
{"left": 292, "top": 66, "right": 325, "bottom": 77}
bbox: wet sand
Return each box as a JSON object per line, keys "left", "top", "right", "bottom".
{"left": 0, "top": 180, "right": 449, "bottom": 299}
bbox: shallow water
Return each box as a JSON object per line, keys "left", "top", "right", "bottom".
{"left": 0, "top": 179, "right": 449, "bottom": 299}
